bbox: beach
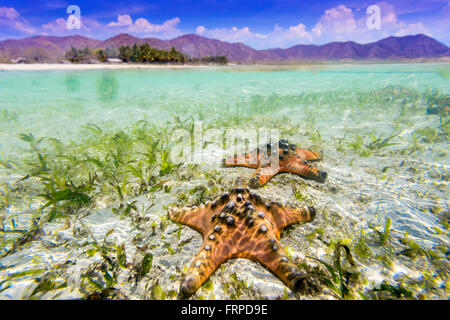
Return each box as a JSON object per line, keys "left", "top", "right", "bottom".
{"left": 0, "top": 63, "right": 218, "bottom": 71}
{"left": 1, "top": 58, "right": 450, "bottom": 71}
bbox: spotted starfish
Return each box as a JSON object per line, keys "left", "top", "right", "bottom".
{"left": 223, "top": 139, "right": 327, "bottom": 187}
{"left": 168, "top": 186, "right": 318, "bottom": 297}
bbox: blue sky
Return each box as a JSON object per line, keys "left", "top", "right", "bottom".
{"left": 0, "top": 0, "right": 449, "bottom": 48}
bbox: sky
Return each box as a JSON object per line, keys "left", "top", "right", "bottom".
{"left": 0, "top": 0, "right": 449, "bottom": 49}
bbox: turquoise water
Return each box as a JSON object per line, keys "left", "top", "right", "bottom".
{"left": 0, "top": 63, "right": 449, "bottom": 299}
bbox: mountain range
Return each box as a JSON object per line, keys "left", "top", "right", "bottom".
{"left": 0, "top": 33, "right": 449, "bottom": 63}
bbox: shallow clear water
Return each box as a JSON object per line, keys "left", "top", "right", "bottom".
{"left": 0, "top": 63, "right": 449, "bottom": 300}
{"left": 0, "top": 65, "right": 447, "bottom": 129}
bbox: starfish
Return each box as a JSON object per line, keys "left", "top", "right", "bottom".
{"left": 223, "top": 139, "right": 327, "bottom": 187}
{"left": 168, "top": 185, "right": 319, "bottom": 297}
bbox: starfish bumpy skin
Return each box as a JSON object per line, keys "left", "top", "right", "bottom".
{"left": 168, "top": 186, "right": 319, "bottom": 297}
{"left": 223, "top": 139, "right": 327, "bottom": 187}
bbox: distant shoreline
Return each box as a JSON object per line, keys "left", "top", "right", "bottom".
{"left": 0, "top": 63, "right": 218, "bottom": 71}
{"left": 0, "top": 58, "right": 449, "bottom": 71}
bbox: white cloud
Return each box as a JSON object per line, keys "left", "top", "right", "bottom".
{"left": 195, "top": 23, "right": 312, "bottom": 49}
{"left": 40, "top": 17, "right": 102, "bottom": 36}
{"left": 275, "top": 23, "right": 312, "bottom": 43}
{"left": 394, "top": 22, "right": 432, "bottom": 37}
{"left": 377, "top": 1, "right": 398, "bottom": 26}
{"left": 107, "top": 14, "right": 133, "bottom": 27}
{"left": 196, "top": 25, "right": 264, "bottom": 43}
{"left": 365, "top": 2, "right": 433, "bottom": 39}
{"left": 312, "top": 5, "right": 356, "bottom": 41}
{"left": 196, "top": 25, "right": 206, "bottom": 35}
{"left": 40, "top": 14, "right": 183, "bottom": 39}
{"left": 311, "top": 2, "right": 438, "bottom": 44}
{"left": 40, "top": 18, "right": 66, "bottom": 33}
{"left": 0, "top": 7, "right": 19, "bottom": 19}
{"left": 107, "top": 15, "right": 182, "bottom": 38}
{"left": 0, "top": 7, "right": 36, "bottom": 35}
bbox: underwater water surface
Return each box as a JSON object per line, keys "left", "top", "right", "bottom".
{"left": 0, "top": 63, "right": 448, "bottom": 300}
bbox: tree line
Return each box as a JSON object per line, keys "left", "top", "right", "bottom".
{"left": 189, "top": 56, "right": 228, "bottom": 64}
{"left": 118, "top": 44, "right": 185, "bottom": 63}
{"left": 64, "top": 44, "right": 228, "bottom": 65}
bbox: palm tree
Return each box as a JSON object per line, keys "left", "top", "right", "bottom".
{"left": 139, "top": 43, "right": 151, "bottom": 62}
{"left": 96, "top": 49, "right": 107, "bottom": 62}
{"left": 131, "top": 44, "right": 140, "bottom": 62}
{"left": 118, "top": 46, "right": 133, "bottom": 62}
{"left": 65, "top": 47, "right": 79, "bottom": 62}
{"left": 116, "top": 43, "right": 186, "bottom": 64}
{"left": 168, "top": 47, "right": 177, "bottom": 62}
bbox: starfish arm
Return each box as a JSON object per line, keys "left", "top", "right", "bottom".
{"left": 257, "top": 247, "right": 315, "bottom": 292}
{"left": 168, "top": 206, "right": 210, "bottom": 235}
{"left": 249, "top": 165, "right": 277, "bottom": 187}
{"left": 178, "top": 241, "right": 229, "bottom": 297}
{"left": 223, "top": 151, "right": 260, "bottom": 168}
{"left": 237, "top": 228, "right": 313, "bottom": 292}
{"left": 179, "top": 213, "right": 250, "bottom": 297}
{"left": 296, "top": 148, "right": 323, "bottom": 161}
{"left": 169, "top": 192, "right": 236, "bottom": 236}
{"left": 270, "top": 203, "right": 316, "bottom": 231}
{"left": 280, "top": 159, "right": 327, "bottom": 183}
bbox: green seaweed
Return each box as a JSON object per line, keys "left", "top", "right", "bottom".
{"left": 372, "top": 282, "right": 414, "bottom": 299}
{"left": 352, "top": 230, "right": 373, "bottom": 260}
{"left": 1, "top": 82, "right": 449, "bottom": 300}
{"left": 0, "top": 108, "right": 19, "bottom": 122}
{"left": 151, "top": 283, "right": 166, "bottom": 300}
{"left": 140, "top": 253, "right": 153, "bottom": 277}
{"left": 308, "top": 244, "right": 358, "bottom": 299}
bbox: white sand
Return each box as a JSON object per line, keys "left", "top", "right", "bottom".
{"left": 1, "top": 59, "right": 448, "bottom": 71}
{"left": 0, "top": 63, "right": 220, "bottom": 71}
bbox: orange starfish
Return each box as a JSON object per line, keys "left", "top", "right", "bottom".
{"left": 168, "top": 186, "right": 318, "bottom": 297}
{"left": 223, "top": 139, "right": 327, "bottom": 187}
